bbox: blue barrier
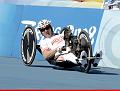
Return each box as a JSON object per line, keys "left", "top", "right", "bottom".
{"left": 0, "top": 4, "right": 104, "bottom": 61}
{"left": 0, "top": 4, "right": 23, "bottom": 57}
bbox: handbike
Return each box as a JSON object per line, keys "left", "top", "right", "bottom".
{"left": 21, "top": 25, "right": 98, "bottom": 73}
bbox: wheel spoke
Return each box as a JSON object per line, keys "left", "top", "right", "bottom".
{"left": 27, "top": 45, "right": 30, "bottom": 63}
{"left": 27, "top": 30, "right": 30, "bottom": 44}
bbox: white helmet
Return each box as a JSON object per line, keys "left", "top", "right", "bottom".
{"left": 37, "top": 19, "right": 51, "bottom": 29}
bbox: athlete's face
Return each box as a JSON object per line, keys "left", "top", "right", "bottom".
{"left": 40, "top": 25, "right": 53, "bottom": 38}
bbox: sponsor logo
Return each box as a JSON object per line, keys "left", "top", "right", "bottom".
{"left": 22, "top": 20, "right": 97, "bottom": 45}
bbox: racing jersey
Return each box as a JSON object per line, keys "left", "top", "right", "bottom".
{"left": 40, "top": 34, "right": 65, "bottom": 61}
{"left": 40, "top": 34, "right": 65, "bottom": 52}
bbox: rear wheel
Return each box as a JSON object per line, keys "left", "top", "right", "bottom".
{"left": 21, "top": 25, "right": 37, "bottom": 66}
{"left": 78, "top": 30, "right": 93, "bottom": 73}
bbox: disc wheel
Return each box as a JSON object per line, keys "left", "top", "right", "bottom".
{"left": 78, "top": 30, "right": 93, "bottom": 73}
{"left": 21, "top": 25, "right": 36, "bottom": 66}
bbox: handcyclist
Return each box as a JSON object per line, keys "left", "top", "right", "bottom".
{"left": 37, "top": 19, "right": 102, "bottom": 67}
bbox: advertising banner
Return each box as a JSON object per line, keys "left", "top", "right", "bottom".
{"left": 18, "top": 5, "right": 104, "bottom": 59}
{"left": 0, "top": 4, "right": 104, "bottom": 60}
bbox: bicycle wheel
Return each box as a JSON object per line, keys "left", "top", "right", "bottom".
{"left": 21, "top": 25, "right": 37, "bottom": 66}
{"left": 78, "top": 30, "right": 93, "bottom": 73}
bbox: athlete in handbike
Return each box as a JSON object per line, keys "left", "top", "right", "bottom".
{"left": 37, "top": 19, "right": 102, "bottom": 70}
{"left": 21, "top": 19, "right": 102, "bottom": 73}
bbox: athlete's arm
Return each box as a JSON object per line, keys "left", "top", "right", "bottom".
{"left": 41, "top": 48, "right": 57, "bottom": 60}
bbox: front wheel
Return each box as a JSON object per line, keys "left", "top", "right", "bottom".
{"left": 21, "top": 25, "right": 37, "bottom": 66}
{"left": 78, "top": 30, "right": 93, "bottom": 73}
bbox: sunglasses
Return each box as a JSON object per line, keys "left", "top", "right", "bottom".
{"left": 39, "top": 25, "right": 51, "bottom": 32}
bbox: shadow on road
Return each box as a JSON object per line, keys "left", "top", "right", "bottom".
{"left": 89, "top": 68, "right": 119, "bottom": 75}
{"left": 30, "top": 64, "right": 119, "bottom": 75}
{"left": 30, "top": 64, "right": 54, "bottom": 68}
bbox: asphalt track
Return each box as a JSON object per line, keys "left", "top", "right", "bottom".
{"left": 0, "top": 57, "right": 120, "bottom": 89}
